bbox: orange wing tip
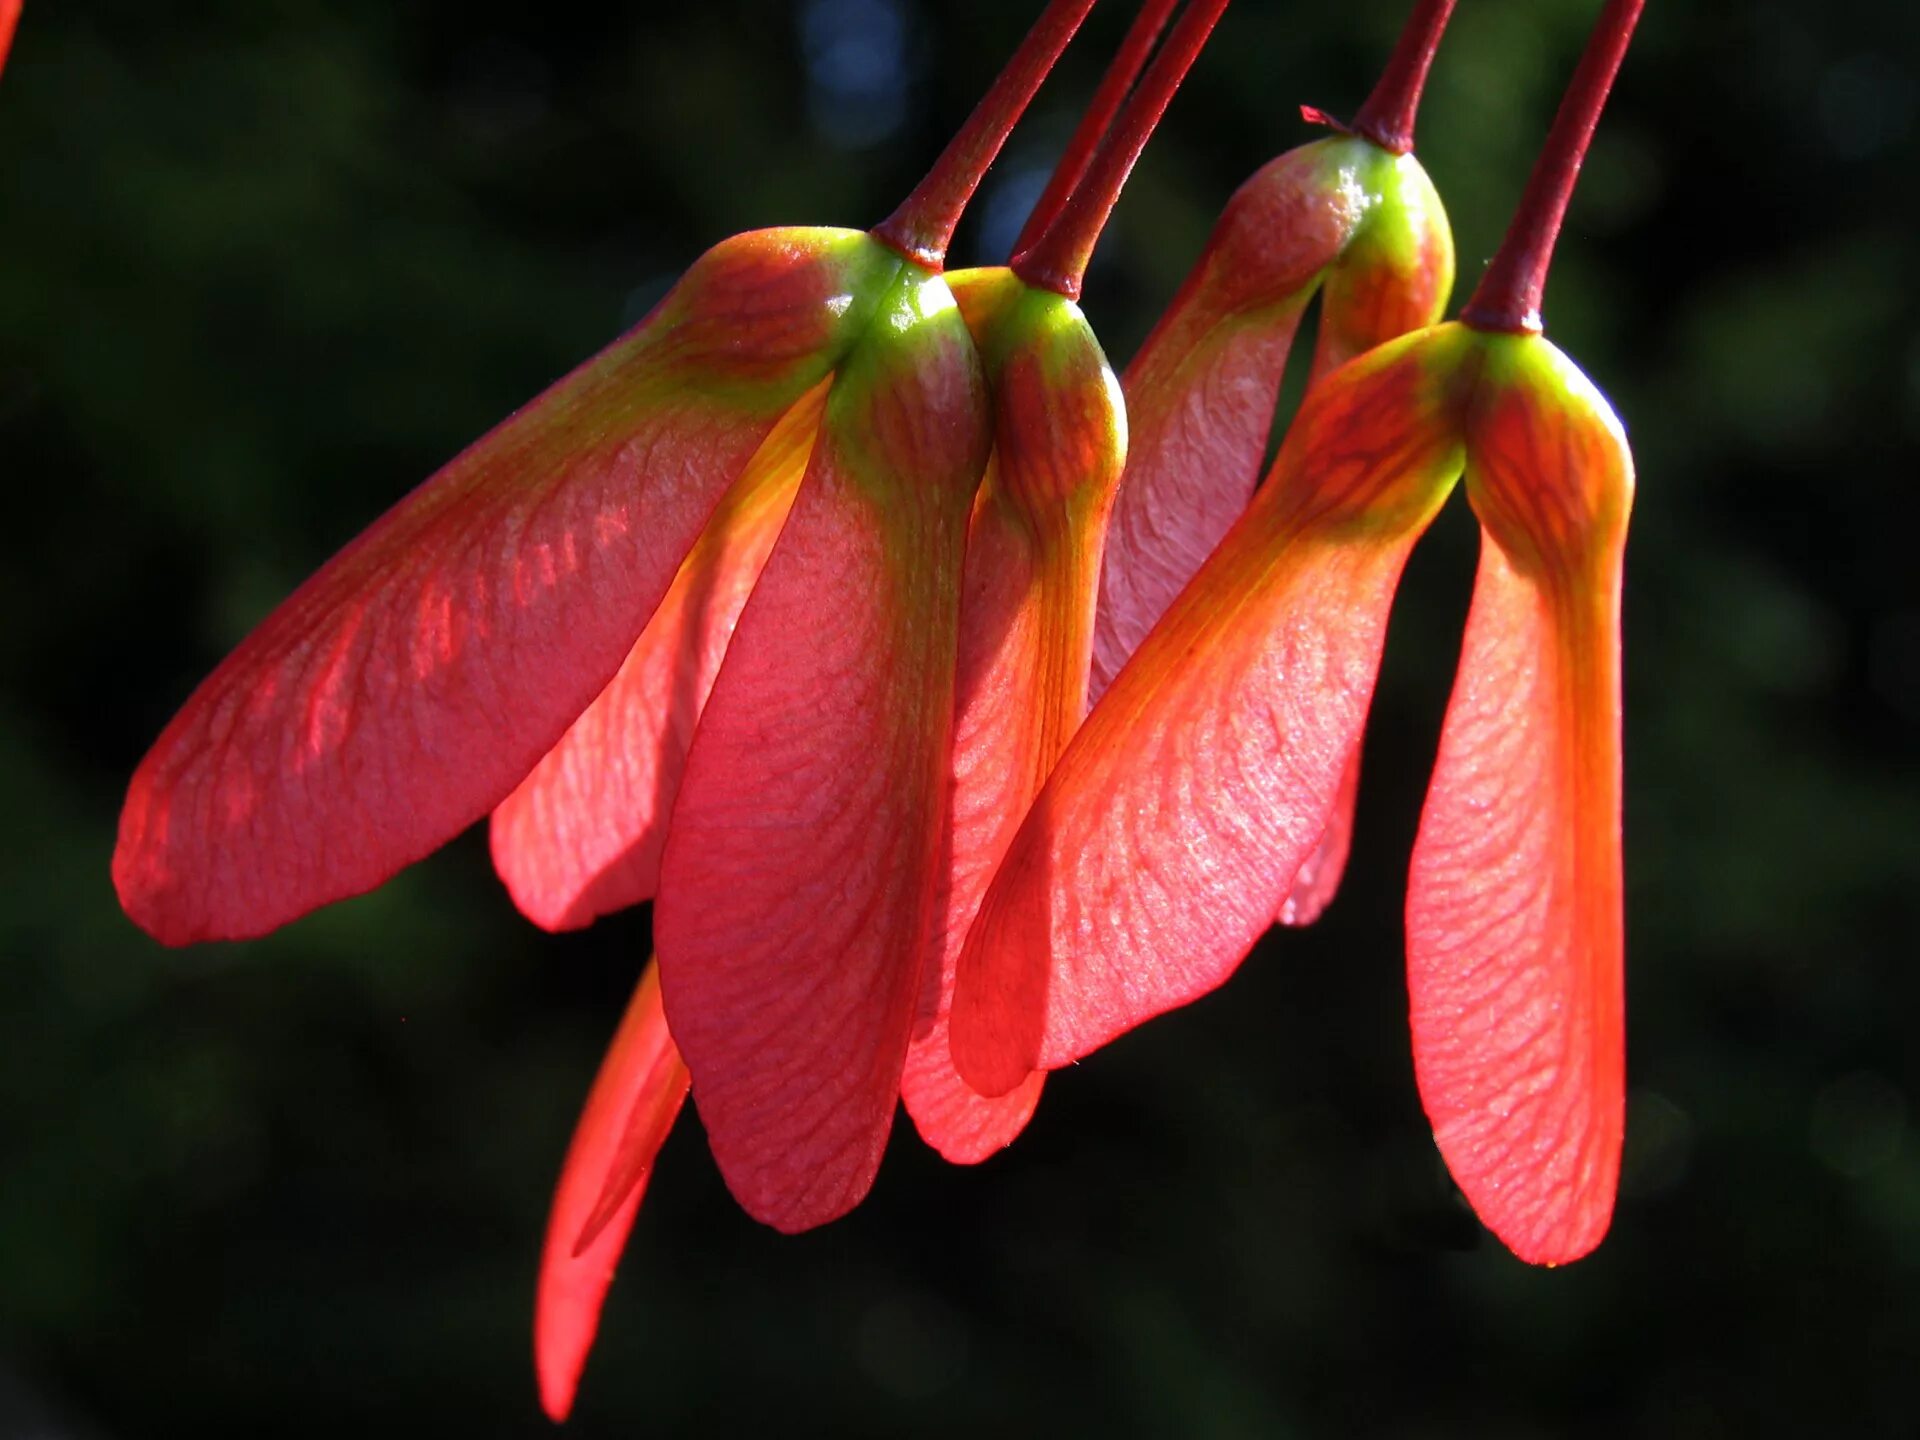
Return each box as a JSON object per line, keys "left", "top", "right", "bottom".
{"left": 533, "top": 963, "right": 691, "bottom": 1428}
{"left": 533, "top": 963, "right": 691, "bottom": 1424}
{"left": 1275, "top": 746, "right": 1361, "bottom": 927}
{"left": 901, "top": 1022, "right": 1047, "bottom": 1163}
{"left": 1435, "top": 1114, "right": 1622, "bottom": 1266}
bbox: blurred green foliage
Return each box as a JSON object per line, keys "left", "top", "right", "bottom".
{"left": 2, "top": 0, "right": 1918, "bottom": 1434}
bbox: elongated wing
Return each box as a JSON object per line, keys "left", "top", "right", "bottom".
{"left": 114, "top": 229, "right": 897, "bottom": 945}
{"left": 953, "top": 329, "right": 1471, "bottom": 1093}
{"left": 898, "top": 472, "right": 1051, "bottom": 1159}
{"left": 654, "top": 268, "right": 990, "bottom": 1232}
{"left": 901, "top": 276, "right": 1124, "bottom": 1161}
{"left": 1263, "top": 151, "right": 1452, "bottom": 927}
{"left": 488, "top": 380, "right": 826, "bottom": 931}
{"left": 1094, "top": 142, "right": 1452, "bottom": 928}
{"left": 1406, "top": 336, "right": 1631, "bottom": 1265}
{"left": 534, "top": 959, "right": 690, "bottom": 1424}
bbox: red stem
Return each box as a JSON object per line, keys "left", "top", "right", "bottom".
{"left": 1462, "top": 0, "right": 1645, "bottom": 334}
{"left": 1013, "top": 0, "right": 1182, "bottom": 257}
{"left": 1348, "top": 0, "right": 1457, "bottom": 154}
{"left": 1012, "top": 0, "right": 1231, "bottom": 299}
{"left": 872, "top": 0, "right": 1100, "bottom": 270}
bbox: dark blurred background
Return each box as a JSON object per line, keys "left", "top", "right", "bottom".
{"left": 3, "top": 0, "right": 1917, "bottom": 1435}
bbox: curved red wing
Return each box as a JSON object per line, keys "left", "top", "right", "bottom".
{"left": 953, "top": 333, "right": 1468, "bottom": 1091}
{"left": 654, "top": 271, "right": 989, "bottom": 1232}
{"left": 113, "top": 230, "right": 891, "bottom": 945}
{"left": 899, "top": 482, "right": 1051, "bottom": 1157}
{"left": 901, "top": 279, "right": 1123, "bottom": 1159}
{"left": 1407, "top": 344, "right": 1631, "bottom": 1265}
{"left": 1094, "top": 146, "right": 1453, "bottom": 928}
{"left": 533, "top": 960, "right": 690, "bottom": 1423}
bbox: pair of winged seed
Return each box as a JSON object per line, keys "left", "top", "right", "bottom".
{"left": 108, "top": 0, "right": 1635, "bottom": 1421}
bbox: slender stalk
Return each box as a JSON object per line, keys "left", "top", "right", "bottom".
{"left": 1013, "top": 0, "right": 1183, "bottom": 256}
{"left": 1462, "top": 0, "right": 1645, "bottom": 334}
{"left": 1011, "top": 0, "right": 1231, "bottom": 300}
{"left": 1348, "top": 0, "right": 1458, "bottom": 154}
{"left": 872, "top": 0, "right": 1100, "bottom": 269}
